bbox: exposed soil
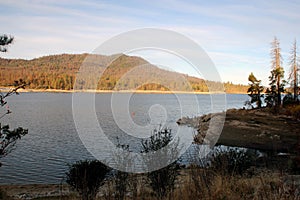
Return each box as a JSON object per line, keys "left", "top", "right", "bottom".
{"left": 2, "top": 108, "right": 300, "bottom": 199}
{"left": 0, "top": 184, "right": 72, "bottom": 199}
{"left": 177, "top": 108, "right": 300, "bottom": 153}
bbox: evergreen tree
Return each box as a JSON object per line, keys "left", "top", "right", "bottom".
{"left": 0, "top": 36, "right": 28, "bottom": 167}
{"left": 265, "top": 68, "right": 285, "bottom": 107}
{"left": 247, "top": 73, "right": 264, "bottom": 108}
{"left": 0, "top": 80, "right": 28, "bottom": 167}
{"left": 288, "top": 39, "right": 299, "bottom": 101}
{"left": 266, "top": 37, "right": 285, "bottom": 107}
{"left": 0, "top": 35, "right": 14, "bottom": 52}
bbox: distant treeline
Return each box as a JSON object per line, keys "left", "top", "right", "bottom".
{"left": 0, "top": 54, "right": 248, "bottom": 93}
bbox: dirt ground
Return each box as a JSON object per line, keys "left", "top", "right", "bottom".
{"left": 2, "top": 108, "right": 300, "bottom": 199}
{"left": 0, "top": 184, "right": 72, "bottom": 199}
{"left": 178, "top": 108, "right": 300, "bottom": 153}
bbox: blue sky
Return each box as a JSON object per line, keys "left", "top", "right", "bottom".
{"left": 1, "top": 0, "right": 300, "bottom": 85}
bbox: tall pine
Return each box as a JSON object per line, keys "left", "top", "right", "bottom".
{"left": 266, "top": 37, "right": 285, "bottom": 108}
{"left": 288, "top": 39, "right": 299, "bottom": 101}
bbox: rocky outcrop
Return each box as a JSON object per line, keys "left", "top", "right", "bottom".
{"left": 177, "top": 108, "right": 300, "bottom": 152}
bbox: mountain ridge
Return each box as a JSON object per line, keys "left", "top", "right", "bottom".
{"left": 0, "top": 53, "right": 248, "bottom": 93}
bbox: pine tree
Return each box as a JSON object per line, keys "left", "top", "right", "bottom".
{"left": 0, "top": 80, "right": 28, "bottom": 167}
{"left": 266, "top": 37, "right": 285, "bottom": 107}
{"left": 0, "top": 35, "right": 28, "bottom": 167}
{"left": 288, "top": 39, "right": 299, "bottom": 101}
{"left": 0, "top": 35, "right": 14, "bottom": 52}
{"left": 265, "top": 68, "right": 285, "bottom": 107}
{"left": 247, "top": 73, "right": 264, "bottom": 108}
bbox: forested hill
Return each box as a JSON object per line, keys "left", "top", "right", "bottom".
{"left": 0, "top": 54, "right": 247, "bottom": 93}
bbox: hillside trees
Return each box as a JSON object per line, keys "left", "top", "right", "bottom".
{"left": 0, "top": 54, "right": 86, "bottom": 90}
{"left": 0, "top": 54, "right": 248, "bottom": 93}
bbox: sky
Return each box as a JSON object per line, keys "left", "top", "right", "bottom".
{"left": 1, "top": 0, "right": 300, "bottom": 86}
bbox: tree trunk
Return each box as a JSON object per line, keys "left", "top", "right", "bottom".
{"left": 257, "top": 91, "right": 262, "bottom": 108}
{"left": 277, "top": 75, "right": 281, "bottom": 106}
{"left": 294, "top": 63, "right": 298, "bottom": 101}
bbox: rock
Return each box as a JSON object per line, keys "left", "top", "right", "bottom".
{"left": 274, "top": 135, "right": 280, "bottom": 140}
{"left": 17, "top": 193, "right": 31, "bottom": 200}
{"left": 257, "top": 132, "right": 266, "bottom": 138}
{"left": 176, "top": 118, "right": 184, "bottom": 125}
{"left": 202, "top": 114, "right": 211, "bottom": 122}
{"left": 177, "top": 108, "right": 300, "bottom": 152}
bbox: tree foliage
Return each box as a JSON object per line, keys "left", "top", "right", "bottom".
{"left": 141, "top": 127, "right": 180, "bottom": 200}
{"left": 0, "top": 35, "right": 13, "bottom": 52}
{"left": 0, "top": 125, "right": 28, "bottom": 163}
{"left": 0, "top": 35, "right": 28, "bottom": 167}
{"left": 247, "top": 73, "right": 264, "bottom": 108}
{"left": 0, "top": 80, "right": 28, "bottom": 165}
{"left": 265, "top": 67, "right": 285, "bottom": 108}
{"left": 265, "top": 37, "right": 285, "bottom": 108}
{"left": 113, "top": 138, "right": 130, "bottom": 200}
{"left": 0, "top": 54, "right": 248, "bottom": 93}
{"left": 66, "top": 160, "right": 111, "bottom": 200}
{"left": 210, "top": 147, "right": 257, "bottom": 176}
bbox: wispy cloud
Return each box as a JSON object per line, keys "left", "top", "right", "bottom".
{"left": 0, "top": 0, "right": 299, "bottom": 84}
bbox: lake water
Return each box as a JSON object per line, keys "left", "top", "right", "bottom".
{"left": 0, "top": 93, "right": 248, "bottom": 184}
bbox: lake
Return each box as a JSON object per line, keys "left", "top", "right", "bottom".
{"left": 0, "top": 92, "right": 248, "bottom": 184}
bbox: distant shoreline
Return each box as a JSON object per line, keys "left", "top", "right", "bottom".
{"left": 0, "top": 87, "right": 247, "bottom": 94}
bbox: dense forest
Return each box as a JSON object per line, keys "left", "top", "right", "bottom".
{"left": 0, "top": 54, "right": 248, "bottom": 93}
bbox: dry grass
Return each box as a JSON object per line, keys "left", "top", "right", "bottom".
{"left": 1, "top": 168, "right": 299, "bottom": 200}
{"left": 174, "top": 169, "right": 299, "bottom": 200}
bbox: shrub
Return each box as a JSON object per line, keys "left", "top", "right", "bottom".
{"left": 141, "top": 126, "right": 181, "bottom": 199}
{"left": 0, "top": 188, "right": 12, "bottom": 200}
{"left": 113, "top": 139, "right": 130, "bottom": 200}
{"left": 66, "top": 160, "right": 111, "bottom": 200}
{"left": 291, "top": 105, "right": 300, "bottom": 119}
{"left": 210, "top": 147, "right": 257, "bottom": 176}
{"left": 283, "top": 93, "right": 295, "bottom": 107}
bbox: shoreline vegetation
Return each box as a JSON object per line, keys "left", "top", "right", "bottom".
{"left": 1, "top": 171, "right": 299, "bottom": 199}
{"left": 1, "top": 87, "right": 293, "bottom": 95}
{"left": 1, "top": 31, "right": 299, "bottom": 199}
{"left": 1, "top": 107, "right": 299, "bottom": 199}
{"left": 0, "top": 87, "right": 246, "bottom": 94}
{"left": 1, "top": 47, "right": 300, "bottom": 198}
{"left": 2, "top": 87, "right": 294, "bottom": 95}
